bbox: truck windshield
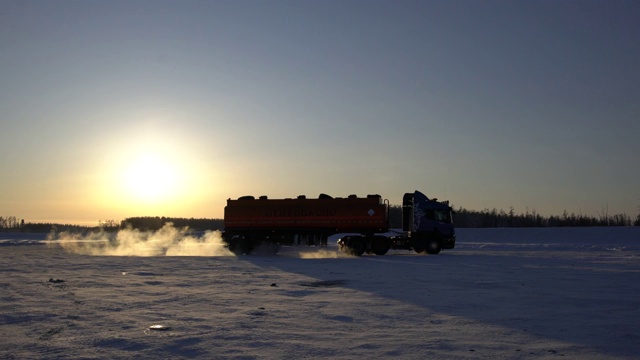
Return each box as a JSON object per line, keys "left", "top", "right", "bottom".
{"left": 428, "top": 210, "right": 452, "bottom": 224}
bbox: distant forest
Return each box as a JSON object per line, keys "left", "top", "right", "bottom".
{"left": 1, "top": 205, "right": 639, "bottom": 233}
{"left": 449, "top": 206, "right": 639, "bottom": 228}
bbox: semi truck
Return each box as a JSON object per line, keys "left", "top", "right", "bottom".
{"left": 222, "top": 190, "right": 455, "bottom": 256}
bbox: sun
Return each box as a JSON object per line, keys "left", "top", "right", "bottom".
{"left": 122, "top": 153, "right": 179, "bottom": 203}
{"left": 95, "top": 124, "right": 218, "bottom": 215}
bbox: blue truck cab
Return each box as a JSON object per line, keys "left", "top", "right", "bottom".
{"left": 402, "top": 191, "right": 456, "bottom": 253}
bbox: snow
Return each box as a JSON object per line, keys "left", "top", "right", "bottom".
{"left": 1, "top": 227, "right": 639, "bottom": 359}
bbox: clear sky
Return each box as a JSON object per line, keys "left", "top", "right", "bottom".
{"left": 1, "top": 0, "right": 639, "bottom": 225}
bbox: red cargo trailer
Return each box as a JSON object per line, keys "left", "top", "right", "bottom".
{"left": 224, "top": 194, "right": 388, "bottom": 253}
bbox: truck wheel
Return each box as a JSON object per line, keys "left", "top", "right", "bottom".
{"left": 225, "top": 234, "right": 242, "bottom": 255}
{"left": 229, "top": 237, "right": 255, "bottom": 255}
{"left": 348, "top": 238, "right": 366, "bottom": 256}
{"left": 242, "top": 239, "right": 256, "bottom": 255}
{"left": 227, "top": 240, "right": 244, "bottom": 255}
{"left": 426, "top": 238, "right": 442, "bottom": 255}
{"left": 412, "top": 239, "right": 426, "bottom": 254}
{"left": 371, "top": 237, "right": 390, "bottom": 256}
{"left": 254, "top": 241, "right": 280, "bottom": 255}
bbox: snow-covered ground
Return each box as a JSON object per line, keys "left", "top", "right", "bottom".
{"left": 1, "top": 227, "right": 639, "bottom": 359}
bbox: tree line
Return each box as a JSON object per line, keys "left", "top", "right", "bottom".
{"left": 0, "top": 216, "right": 224, "bottom": 233}
{"left": 450, "top": 206, "right": 638, "bottom": 228}
{"left": 0, "top": 220, "right": 96, "bottom": 233}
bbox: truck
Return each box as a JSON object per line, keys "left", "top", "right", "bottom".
{"left": 222, "top": 190, "right": 455, "bottom": 256}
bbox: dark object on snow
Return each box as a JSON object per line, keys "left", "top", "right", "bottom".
{"left": 149, "top": 325, "right": 171, "bottom": 331}
{"left": 299, "top": 280, "right": 346, "bottom": 287}
{"left": 39, "top": 326, "right": 63, "bottom": 340}
{"left": 48, "top": 278, "right": 65, "bottom": 283}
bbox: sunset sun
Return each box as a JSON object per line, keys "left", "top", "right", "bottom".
{"left": 123, "top": 153, "right": 178, "bottom": 202}
{"left": 95, "top": 125, "right": 218, "bottom": 216}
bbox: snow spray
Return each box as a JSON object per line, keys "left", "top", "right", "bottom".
{"left": 49, "top": 223, "right": 234, "bottom": 256}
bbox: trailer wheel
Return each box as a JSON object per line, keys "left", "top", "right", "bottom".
{"left": 426, "top": 238, "right": 442, "bottom": 255}
{"left": 242, "top": 239, "right": 257, "bottom": 255}
{"left": 227, "top": 240, "right": 242, "bottom": 255}
{"left": 253, "top": 241, "right": 281, "bottom": 255}
{"left": 228, "top": 236, "right": 255, "bottom": 255}
{"left": 371, "top": 237, "right": 390, "bottom": 256}
{"left": 347, "top": 237, "right": 366, "bottom": 256}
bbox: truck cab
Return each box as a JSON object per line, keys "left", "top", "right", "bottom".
{"left": 403, "top": 191, "right": 456, "bottom": 252}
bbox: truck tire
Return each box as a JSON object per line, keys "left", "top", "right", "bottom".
{"left": 227, "top": 239, "right": 243, "bottom": 255}
{"left": 347, "top": 237, "right": 366, "bottom": 256}
{"left": 227, "top": 236, "right": 255, "bottom": 255}
{"left": 371, "top": 237, "right": 390, "bottom": 256}
{"left": 426, "top": 238, "right": 442, "bottom": 255}
{"left": 412, "top": 239, "right": 426, "bottom": 254}
{"left": 242, "top": 239, "right": 257, "bottom": 255}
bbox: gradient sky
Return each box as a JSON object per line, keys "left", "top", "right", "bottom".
{"left": 1, "top": 0, "right": 639, "bottom": 224}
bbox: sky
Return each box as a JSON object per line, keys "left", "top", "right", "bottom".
{"left": 1, "top": 0, "right": 639, "bottom": 225}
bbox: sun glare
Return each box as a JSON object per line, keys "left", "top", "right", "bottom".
{"left": 95, "top": 124, "right": 221, "bottom": 217}
{"left": 123, "top": 153, "right": 178, "bottom": 202}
